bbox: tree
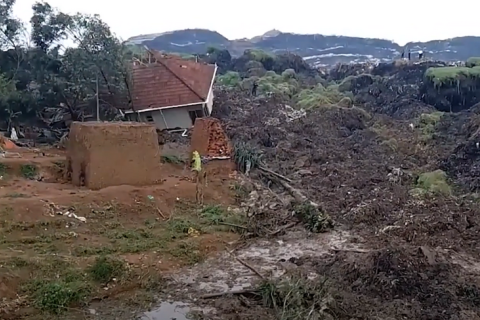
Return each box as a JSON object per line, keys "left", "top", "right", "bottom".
{"left": 0, "top": 0, "right": 134, "bottom": 138}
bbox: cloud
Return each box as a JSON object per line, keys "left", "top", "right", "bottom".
{"left": 14, "top": 0, "right": 480, "bottom": 45}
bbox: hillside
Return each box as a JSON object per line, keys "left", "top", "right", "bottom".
{"left": 127, "top": 29, "right": 480, "bottom": 66}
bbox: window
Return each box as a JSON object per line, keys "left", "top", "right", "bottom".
{"left": 146, "top": 115, "right": 154, "bottom": 122}
{"left": 188, "top": 109, "right": 204, "bottom": 124}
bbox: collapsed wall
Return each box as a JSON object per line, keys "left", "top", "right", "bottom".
{"left": 67, "top": 122, "right": 162, "bottom": 190}
{"left": 190, "top": 117, "right": 232, "bottom": 158}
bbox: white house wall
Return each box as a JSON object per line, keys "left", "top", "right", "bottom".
{"left": 206, "top": 87, "right": 214, "bottom": 115}
{"left": 133, "top": 104, "right": 205, "bottom": 130}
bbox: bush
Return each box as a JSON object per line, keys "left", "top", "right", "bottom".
{"left": 466, "top": 57, "right": 480, "bottom": 67}
{"left": 216, "top": 71, "right": 241, "bottom": 87}
{"left": 338, "top": 74, "right": 374, "bottom": 92}
{"left": 281, "top": 68, "right": 296, "bottom": 79}
{"left": 295, "top": 84, "right": 347, "bottom": 109}
{"left": 413, "top": 170, "right": 451, "bottom": 196}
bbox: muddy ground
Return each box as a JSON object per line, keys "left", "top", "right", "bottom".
{"left": 0, "top": 147, "right": 243, "bottom": 319}
{"left": 3, "top": 63, "right": 480, "bottom": 319}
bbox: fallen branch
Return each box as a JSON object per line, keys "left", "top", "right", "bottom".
{"left": 218, "top": 221, "right": 248, "bottom": 229}
{"left": 199, "top": 288, "right": 256, "bottom": 299}
{"left": 236, "top": 256, "right": 265, "bottom": 280}
{"left": 269, "top": 221, "right": 298, "bottom": 236}
{"left": 258, "top": 166, "right": 292, "bottom": 183}
{"left": 275, "top": 178, "right": 319, "bottom": 208}
{"left": 226, "top": 248, "right": 265, "bottom": 280}
{"left": 156, "top": 207, "right": 166, "bottom": 220}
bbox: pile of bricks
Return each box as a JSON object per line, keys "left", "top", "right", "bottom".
{"left": 191, "top": 117, "right": 232, "bottom": 158}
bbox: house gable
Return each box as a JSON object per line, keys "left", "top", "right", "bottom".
{"left": 131, "top": 51, "right": 217, "bottom": 113}
{"left": 132, "top": 62, "right": 202, "bottom": 111}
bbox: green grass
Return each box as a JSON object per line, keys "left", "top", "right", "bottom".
{"left": 0, "top": 163, "right": 7, "bottom": 176}
{"left": 16, "top": 258, "right": 92, "bottom": 314}
{"left": 20, "top": 164, "right": 37, "bottom": 179}
{"left": 88, "top": 256, "right": 125, "bottom": 283}
{"left": 0, "top": 200, "right": 243, "bottom": 316}
{"left": 425, "top": 66, "right": 480, "bottom": 86}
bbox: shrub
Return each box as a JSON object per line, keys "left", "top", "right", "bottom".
{"left": 295, "top": 84, "right": 346, "bottom": 109}
{"left": 216, "top": 71, "right": 241, "bottom": 87}
{"left": 466, "top": 57, "right": 480, "bottom": 67}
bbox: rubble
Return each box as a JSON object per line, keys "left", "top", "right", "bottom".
{"left": 190, "top": 117, "right": 232, "bottom": 158}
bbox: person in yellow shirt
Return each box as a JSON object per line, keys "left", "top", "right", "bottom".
{"left": 191, "top": 151, "right": 206, "bottom": 204}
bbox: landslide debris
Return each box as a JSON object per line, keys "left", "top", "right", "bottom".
{"left": 206, "top": 57, "right": 480, "bottom": 320}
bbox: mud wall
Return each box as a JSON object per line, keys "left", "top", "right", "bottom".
{"left": 67, "top": 122, "right": 162, "bottom": 190}
{"left": 421, "top": 66, "right": 480, "bottom": 112}
{"left": 190, "top": 117, "right": 232, "bottom": 157}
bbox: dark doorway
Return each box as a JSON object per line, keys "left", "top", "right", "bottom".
{"left": 188, "top": 109, "right": 204, "bottom": 125}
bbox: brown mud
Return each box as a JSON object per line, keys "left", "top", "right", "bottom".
{"left": 4, "top": 62, "right": 480, "bottom": 320}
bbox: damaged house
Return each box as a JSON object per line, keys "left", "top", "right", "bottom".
{"left": 126, "top": 51, "right": 217, "bottom": 130}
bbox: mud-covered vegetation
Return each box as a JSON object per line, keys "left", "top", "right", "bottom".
{"left": 5, "top": 1, "right": 480, "bottom": 319}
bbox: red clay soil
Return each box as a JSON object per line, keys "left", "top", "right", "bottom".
{"left": 190, "top": 117, "right": 232, "bottom": 157}
{"left": 0, "top": 135, "right": 17, "bottom": 150}
{"left": 67, "top": 122, "right": 162, "bottom": 190}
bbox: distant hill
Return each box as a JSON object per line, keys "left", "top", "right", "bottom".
{"left": 126, "top": 29, "right": 480, "bottom": 67}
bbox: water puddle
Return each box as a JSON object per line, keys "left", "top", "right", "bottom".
{"left": 141, "top": 301, "right": 190, "bottom": 320}
{"left": 170, "top": 229, "right": 364, "bottom": 294}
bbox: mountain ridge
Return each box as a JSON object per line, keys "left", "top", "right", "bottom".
{"left": 126, "top": 29, "right": 480, "bottom": 66}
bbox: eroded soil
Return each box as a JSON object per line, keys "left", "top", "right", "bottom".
{"left": 0, "top": 147, "right": 243, "bottom": 319}
{"left": 4, "top": 86, "right": 480, "bottom": 319}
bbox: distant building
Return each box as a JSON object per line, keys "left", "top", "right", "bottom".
{"left": 126, "top": 50, "right": 217, "bottom": 130}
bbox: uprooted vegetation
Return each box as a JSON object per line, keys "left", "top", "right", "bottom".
{"left": 422, "top": 65, "right": 480, "bottom": 112}
{"left": 5, "top": 9, "right": 480, "bottom": 318}
{"left": 204, "top": 57, "right": 480, "bottom": 319}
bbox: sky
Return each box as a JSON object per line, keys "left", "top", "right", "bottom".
{"left": 13, "top": 0, "right": 480, "bottom": 45}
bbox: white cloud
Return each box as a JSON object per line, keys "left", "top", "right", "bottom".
{"left": 13, "top": 0, "right": 480, "bottom": 45}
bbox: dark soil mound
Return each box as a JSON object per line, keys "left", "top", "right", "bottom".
{"left": 307, "top": 247, "right": 480, "bottom": 320}
{"left": 439, "top": 104, "right": 480, "bottom": 190}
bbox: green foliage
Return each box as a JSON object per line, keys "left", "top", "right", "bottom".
{"left": 338, "top": 74, "right": 373, "bottom": 92}
{"left": 281, "top": 68, "right": 296, "bottom": 79}
{"left": 466, "top": 57, "right": 480, "bottom": 67}
{"left": 294, "top": 202, "right": 333, "bottom": 233}
{"left": 20, "top": 164, "right": 37, "bottom": 179}
{"left": 216, "top": 71, "right": 241, "bottom": 86}
{"left": 88, "top": 255, "right": 125, "bottom": 283}
{"left": 248, "top": 49, "right": 275, "bottom": 62}
{"left": 417, "top": 111, "right": 444, "bottom": 141}
{"left": 233, "top": 141, "right": 263, "bottom": 173}
{"left": 425, "top": 66, "right": 480, "bottom": 86}
{"left": 257, "top": 70, "right": 299, "bottom": 96}
{"left": 259, "top": 276, "right": 334, "bottom": 320}
{"left": 295, "top": 84, "right": 347, "bottom": 109}
{"left": 0, "top": 0, "right": 131, "bottom": 124}
{"left": 161, "top": 154, "right": 184, "bottom": 164}
{"left": 33, "top": 280, "right": 90, "bottom": 314}
{"left": 413, "top": 170, "right": 451, "bottom": 196}
{"left": 200, "top": 205, "right": 227, "bottom": 224}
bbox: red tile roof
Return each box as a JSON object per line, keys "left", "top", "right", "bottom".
{"left": 131, "top": 52, "right": 216, "bottom": 112}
